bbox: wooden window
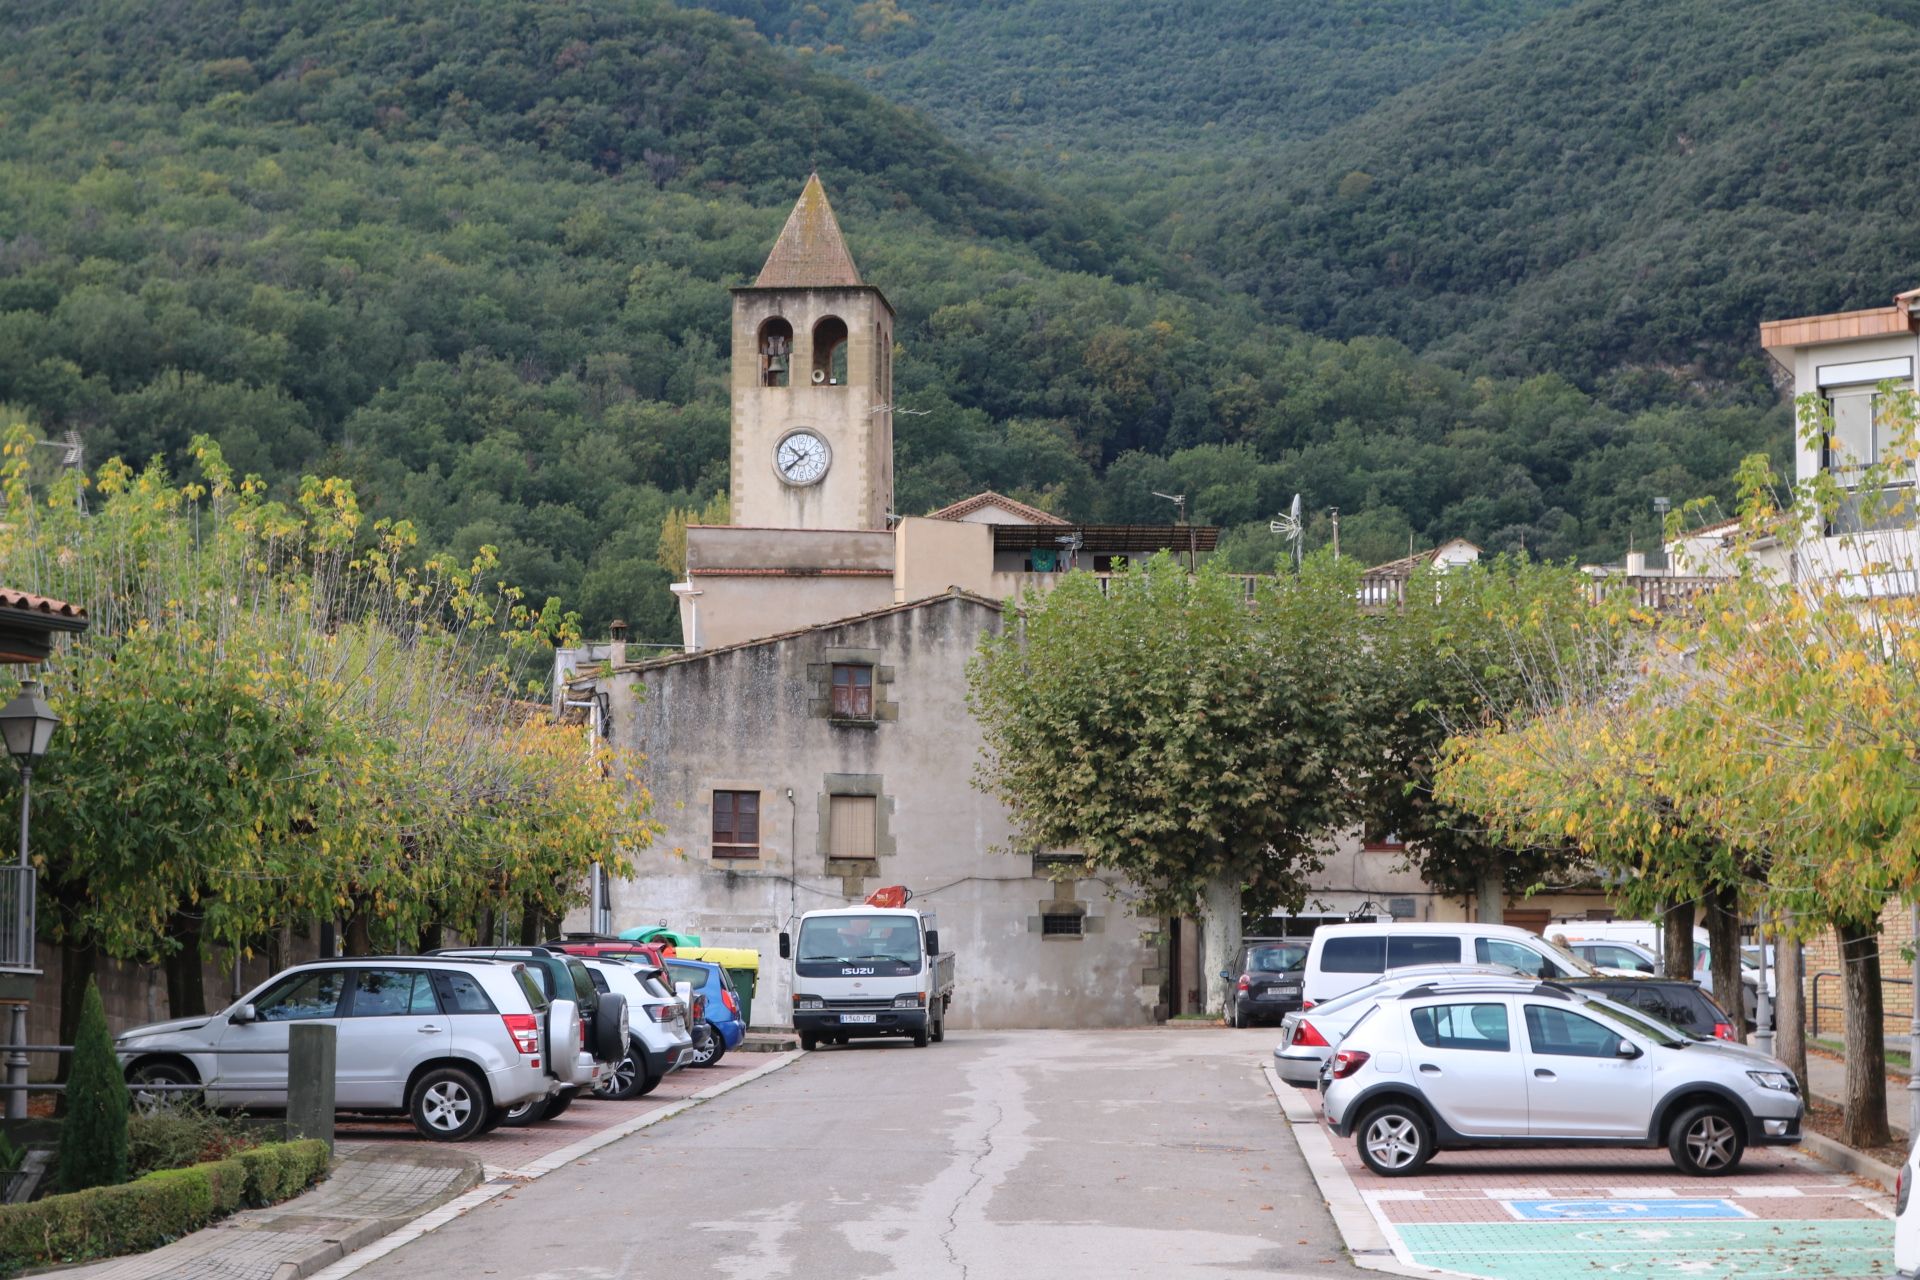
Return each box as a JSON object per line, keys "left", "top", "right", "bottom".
{"left": 831, "top": 664, "right": 873, "bottom": 719}
{"left": 828, "top": 794, "right": 877, "bottom": 859}
{"left": 712, "top": 790, "right": 760, "bottom": 858}
{"left": 1361, "top": 831, "right": 1405, "bottom": 853}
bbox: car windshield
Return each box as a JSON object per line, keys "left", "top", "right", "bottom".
{"left": 1581, "top": 994, "right": 1687, "bottom": 1047}
{"left": 1542, "top": 936, "right": 1603, "bottom": 977}
{"left": 1246, "top": 944, "right": 1306, "bottom": 972}
{"left": 797, "top": 915, "right": 921, "bottom": 964}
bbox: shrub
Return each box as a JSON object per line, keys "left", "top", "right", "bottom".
{"left": 56, "top": 981, "right": 129, "bottom": 1192}
{"left": 127, "top": 1106, "right": 258, "bottom": 1177}
{"left": 0, "top": 1139, "right": 331, "bottom": 1273}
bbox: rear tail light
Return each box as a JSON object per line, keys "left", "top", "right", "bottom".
{"left": 1713, "top": 1023, "right": 1735, "bottom": 1041}
{"left": 647, "top": 1004, "right": 678, "bottom": 1024}
{"left": 1301, "top": 1000, "right": 1316, "bottom": 1011}
{"left": 692, "top": 994, "right": 706, "bottom": 1019}
{"left": 1330, "top": 1049, "right": 1370, "bottom": 1080}
{"left": 1293, "top": 1020, "right": 1329, "bottom": 1047}
{"left": 1236, "top": 974, "right": 1250, "bottom": 993}
{"left": 722, "top": 989, "right": 739, "bottom": 1015}
{"left": 502, "top": 1013, "right": 540, "bottom": 1056}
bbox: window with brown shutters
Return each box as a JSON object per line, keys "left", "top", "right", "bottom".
{"left": 830, "top": 664, "right": 874, "bottom": 719}
{"left": 712, "top": 790, "right": 760, "bottom": 858}
{"left": 828, "top": 794, "right": 877, "bottom": 859}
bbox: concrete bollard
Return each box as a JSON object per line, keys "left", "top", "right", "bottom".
{"left": 286, "top": 1023, "right": 336, "bottom": 1151}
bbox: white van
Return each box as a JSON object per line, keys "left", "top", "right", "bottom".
{"left": 1299, "top": 922, "right": 1606, "bottom": 1007}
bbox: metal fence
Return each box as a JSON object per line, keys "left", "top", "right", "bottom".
{"left": 1810, "top": 970, "right": 1914, "bottom": 1038}
{"left": 0, "top": 866, "right": 34, "bottom": 971}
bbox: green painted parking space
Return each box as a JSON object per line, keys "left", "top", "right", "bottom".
{"left": 1395, "top": 1219, "right": 1894, "bottom": 1280}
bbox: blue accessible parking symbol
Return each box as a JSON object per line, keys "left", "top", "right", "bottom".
{"left": 1505, "top": 1199, "right": 1753, "bottom": 1222}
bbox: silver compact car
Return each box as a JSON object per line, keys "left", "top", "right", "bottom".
{"left": 1273, "top": 965, "right": 1524, "bottom": 1087}
{"left": 1322, "top": 979, "right": 1802, "bottom": 1177}
{"left": 114, "top": 957, "right": 556, "bottom": 1141}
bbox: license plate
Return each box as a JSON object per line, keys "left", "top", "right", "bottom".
{"left": 839, "top": 1013, "right": 878, "bottom": 1024}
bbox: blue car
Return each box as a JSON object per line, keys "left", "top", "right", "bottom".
{"left": 667, "top": 958, "right": 745, "bottom": 1067}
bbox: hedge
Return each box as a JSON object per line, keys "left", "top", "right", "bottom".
{"left": 0, "top": 1138, "right": 330, "bottom": 1275}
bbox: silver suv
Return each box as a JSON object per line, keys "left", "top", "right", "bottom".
{"left": 1322, "top": 979, "right": 1802, "bottom": 1177}
{"left": 114, "top": 957, "right": 557, "bottom": 1141}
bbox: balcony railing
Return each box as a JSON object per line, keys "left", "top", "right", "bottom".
{"left": 0, "top": 866, "right": 34, "bottom": 972}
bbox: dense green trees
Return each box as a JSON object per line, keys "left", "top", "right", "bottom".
{"left": 0, "top": 0, "right": 1798, "bottom": 643}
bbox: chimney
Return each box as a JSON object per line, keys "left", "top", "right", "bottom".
{"left": 609, "top": 619, "right": 628, "bottom": 667}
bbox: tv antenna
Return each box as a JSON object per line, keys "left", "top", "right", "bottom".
{"left": 1270, "top": 493, "right": 1305, "bottom": 572}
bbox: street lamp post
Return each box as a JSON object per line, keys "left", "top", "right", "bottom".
{"left": 0, "top": 680, "right": 58, "bottom": 1122}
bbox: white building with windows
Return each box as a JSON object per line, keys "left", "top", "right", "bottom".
{"left": 1760, "top": 289, "right": 1920, "bottom": 594}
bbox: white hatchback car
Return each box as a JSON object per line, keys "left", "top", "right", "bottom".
{"left": 1322, "top": 979, "right": 1802, "bottom": 1177}
{"left": 1897, "top": 1140, "right": 1919, "bottom": 1277}
{"left": 581, "top": 957, "right": 693, "bottom": 1099}
{"left": 114, "top": 957, "right": 558, "bottom": 1141}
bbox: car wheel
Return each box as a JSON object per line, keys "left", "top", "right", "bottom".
{"left": 693, "top": 1022, "right": 727, "bottom": 1067}
{"left": 1670, "top": 1103, "right": 1745, "bottom": 1176}
{"left": 800, "top": 1032, "right": 819, "bottom": 1051}
{"left": 596, "top": 1052, "right": 641, "bottom": 1101}
{"left": 126, "top": 1059, "right": 201, "bottom": 1111}
{"left": 500, "top": 1095, "right": 550, "bottom": 1127}
{"left": 409, "top": 1066, "right": 488, "bottom": 1142}
{"left": 1356, "top": 1103, "right": 1433, "bottom": 1177}
{"left": 592, "top": 994, "right": 629, "bottom": 1063}
{"left": 931, "top": 1009, "right": 946, "bottom": 1043}
{"left": 478, "top": 1105, "right": 509, "bottom": 1134}
{"left": 544, "top": 1087, "right": 577, "bottom": 1119}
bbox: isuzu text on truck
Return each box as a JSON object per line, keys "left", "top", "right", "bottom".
{"left": 779, "top": 886, "right": 956, "bottom": 1050}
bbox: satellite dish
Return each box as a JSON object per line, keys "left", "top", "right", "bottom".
{"left": 1269, "top": 493, "right": 1306, "bottom": 571}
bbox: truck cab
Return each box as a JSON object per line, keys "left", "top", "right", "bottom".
{"left": 781, "top": 899, "right": 954, "bottom": 1050}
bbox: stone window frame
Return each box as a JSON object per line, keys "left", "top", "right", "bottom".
{"left": 808, "top": 647, "right": 897, "bottom": 728}
{"left": 817, "top": 773, "right": 894, "bottom": 879}
{"left": 702, "top": 781, "right": 769, "bottom": 865}
{"left": 1030, "top": 895, "right": 1101, "bottom": 942}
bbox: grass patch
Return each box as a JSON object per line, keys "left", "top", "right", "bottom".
{"left": 1812, "top": 1037, "right": 1912, "bottom": 1070}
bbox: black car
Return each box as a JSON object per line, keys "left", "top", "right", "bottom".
{"left": 1559, "top": 975, "right": 1737, "bottom": 1042}
{"left": 1223, "top": 939, "right": 1308, "bottom": 1027}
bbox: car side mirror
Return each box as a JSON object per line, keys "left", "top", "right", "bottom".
{"left": 1617, "top": 1039, "right": 1642, "bottom": 1059}
{"left": 1219, "top": 970, "right": 1232, "bottom": 981}
{"left": 778, "top": 932, "right": 790, "bottom": 960}
{"left": 231, "top": 1003, "right": 258, "bottom": 1025}
{"left": 925, "top": 930, "right": 939, "bottom": 956}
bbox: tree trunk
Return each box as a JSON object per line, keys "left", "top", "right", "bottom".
{"left": 163, "top": 911, "right": 206, "bottom": 1020}
{"left": 342, "top": 910, "right": 372, "bottom": 957}
{"left": 1476, "top": 866, "right": 1503, "bottom": 925}
{"left": 1837, "top": 914, "right": 1892, "bottom": 1150}
{"left": 1200, "top": 872, "right": 1242, "bottom": 1019}
{"left": 1702, "top": 885, "right": 1745, "bottom": 1043}
{"left": 56, "top": 937, "right": 98, "bottom": 1087}
{"left": 1662, "top": 896, "right": 1695, "bottom": 981}
{"left": 517, "top": 898, "right": 544, "bottom": 946}
{"left": 417, "top": 920, "right": 443, "bottom": 953}
{"left": 1775, "top": 935, "right": 1806, "bottom": 1090}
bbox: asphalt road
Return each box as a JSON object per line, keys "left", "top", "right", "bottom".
{"left": 350, "top": 1027, "right": 1361, "bottom": 1279}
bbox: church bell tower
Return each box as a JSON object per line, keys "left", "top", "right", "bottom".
{"left": 729, "top": 175, "right": 895, "bottom": 531}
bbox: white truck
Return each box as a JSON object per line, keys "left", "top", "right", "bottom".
{"left": 779, "top": 887, "right": 956, "bottom": 1050}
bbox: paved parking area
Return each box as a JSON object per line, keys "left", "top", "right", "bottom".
{"left": 1273, "top": 1074, "right": 1895, "bottom": 1280}
{"left": 333, "top": 1059, "right": 753, "bottom": 1173}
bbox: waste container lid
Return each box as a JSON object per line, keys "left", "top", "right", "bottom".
{"left": 674, "top": 946, "right": 759, "bottom": 971}
{"left": 619, "top": 927, "right": 702, "bottom": 947}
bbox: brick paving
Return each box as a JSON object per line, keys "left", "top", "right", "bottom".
{"left": 1307, "top": 1094, "right": 1897, "bottom": 1280}
{"left": 332, "top": 1059, "right": 750, "bottom": 1173}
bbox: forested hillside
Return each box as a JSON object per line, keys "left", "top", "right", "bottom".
{"left": 0, "top": 0, "right": 1785, "bottom": 641}
{"left": 719, "top": 0, "right": 1920, "bottom": 399}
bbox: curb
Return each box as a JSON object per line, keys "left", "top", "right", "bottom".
{"left": 268, "top": 1154, "right": 487, "bottom": 1280}
{"left": 1263, "top": 1066, "right": 1446, "bottom": 1280}
{"left": 302, "top": 1049, "right": 805, "bottom": 1280}
{"left": 1797, "top": 1128, "right": 1900, "bottom": 1194}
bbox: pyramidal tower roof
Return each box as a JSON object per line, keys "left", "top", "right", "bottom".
{"left": 754, "top": 174, "right": 864, "bottom": 289}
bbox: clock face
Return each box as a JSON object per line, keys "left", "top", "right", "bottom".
{"left": 775, "top": 429, "right": 830, "bottom": 486}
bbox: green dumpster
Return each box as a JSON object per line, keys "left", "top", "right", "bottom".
{"left": 676, "top": 946, "right": 761, "bottom": 1028}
